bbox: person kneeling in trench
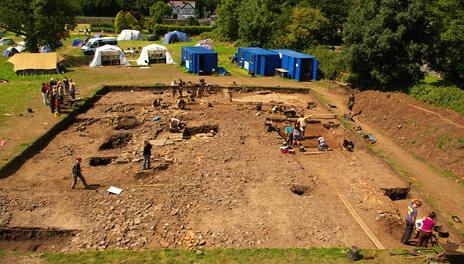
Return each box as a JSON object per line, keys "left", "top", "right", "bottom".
{"left": 71, "top": 157, "right": 89, "bottom": 189}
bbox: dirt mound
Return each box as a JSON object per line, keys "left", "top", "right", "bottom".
{"left": 354, "top": 90, "right": 464, "bottom": 179}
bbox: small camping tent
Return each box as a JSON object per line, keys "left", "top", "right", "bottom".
{"left": 39, "top": 45, "right": 53, "bottom": 53}
{"left": 72, "top": 38, "right": 82, "bottom": 47}
{"left": 0, "top": 38, "right": 16, "bottom": 46}
{"left": 15, "top": 41, "right": 26, "bottom": 52}
{"left": 2, "top": 47, "right": 18, "bottom": 57}
{"left": 137, "top": 44, "right": 175, "bottom": 66}
{"left": 162, "top": 31, "right": 190, "bottom": 44}
{"left": 117, "top": 30, "right": 144, "bottom": 41}
{"left": 7, "top": 52, "right": 64, "bottom": 75}
{"left": 89, "top": 45, "right": 129, "bottom": 67}
{"left": 195, "top": 39, "right": 213, "bottom": 50}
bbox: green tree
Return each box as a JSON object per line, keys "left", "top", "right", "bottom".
{"left": 114, "top": 11, "right": 138, "bottom": 32}
{"left": 427, "top": 0, "right": 464, "bottom": 83}
{"left": 150, "top": 0, "right": 172, "bottom": 25}
{"left": 237, "top": 0, "right": 281, "bottom": 47}
{"left": 125, "top": 11, "right": 138, "bottom": 28}
{"left": 299, "top": 0, "right": 355, "bottom": 46}
{"left": 214, "top": 0, "right": 241, "bottom": 41}
{"left": 286, "top": 7, "right": 329, "bottom": 50}
{"left": 0, "top": 0, "right": 77, "bottom": 52}
{"left": 343, "top": 0, "right": 433, "bottom": 90}
{"left": 135, "top": 0, "right": 155, "bottom": 15}
{"left": 114, "top": 11, "right": 128, "bottom": 33}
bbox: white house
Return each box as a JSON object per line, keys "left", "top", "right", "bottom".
{"left": 169, "top": 1, "right": 196, "bottom": 19}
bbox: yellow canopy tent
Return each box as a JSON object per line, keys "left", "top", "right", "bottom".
{"left": 8, "top": 52, "right": 64, "bottom": 74}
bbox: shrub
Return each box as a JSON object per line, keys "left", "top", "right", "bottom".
{"left": 305, "top": 46, "right": 346, "bottom": 80}
{"left": 90, "top": 27, "right": 115, "bottom": 33}
{"left": 152, "top": 24, "right": 213, "bottom": 36}
{"left": 409, "top": 84, "right": 464, "bottom": 115}
{"left": 90, "top": 23, "right": 114, "bottom": 28}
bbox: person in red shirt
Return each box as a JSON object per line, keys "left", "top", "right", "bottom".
{"left": 416, "top": 212, "right": 436, "bottom": 247}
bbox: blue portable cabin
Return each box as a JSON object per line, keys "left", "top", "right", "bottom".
{"left": 237, "top": 48, "right": 280, "bottom": 76}
{"left": 272, "top": 49, "right": 318, "bottom": 81}
{"left": 181, "top": 46, "right": 218, "bottom": 75}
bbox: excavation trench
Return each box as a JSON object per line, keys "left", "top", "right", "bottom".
{"left": 0, "top": 227, "right": 77, "bottom": 241}
{"left": 183, "top": 124, "right": 219, "bottom": 139}
{"left": 99, "top": 133, "right": 133, "bottom": 150}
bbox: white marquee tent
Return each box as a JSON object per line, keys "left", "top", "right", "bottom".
{"left": 89, "top": 45, "right": 129, "bottom": 67}
{"left": 136, "top": 44, "right": 175, "bottom": 66}
{"left": 117, "top": 29, "right": 143, "bottom": 41}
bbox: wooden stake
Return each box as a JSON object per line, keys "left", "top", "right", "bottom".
{"left": 339, "top": 194, "right": 386, "bottom": 249}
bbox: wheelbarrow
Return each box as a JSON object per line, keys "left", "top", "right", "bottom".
{"left": 439, "top": 242, "right": 464, "bottom": 264}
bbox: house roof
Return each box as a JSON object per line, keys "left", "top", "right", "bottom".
{"left": 239, "top": 47, "right": 278, "bottom": 56}
{"left": 183, "top": 46, "right": 216, "bottom": 54}
{"left": 272, "top": 49, "right": 315, "bottom": 59}
{"left": 169, "top": 1, "right": 195, "bottom": 8}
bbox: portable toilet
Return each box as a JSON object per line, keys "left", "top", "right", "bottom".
{"left": 272, "top": 49, "right": 318, "bottom": 81}
{"left": 237, "top": 47, "right": 280, "bottom": 76}
{"left": 181, "top": 46, "right": 218, "bottom": 74}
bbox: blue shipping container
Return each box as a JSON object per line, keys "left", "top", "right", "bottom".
{"left": 272, "top": 49, "right": 318, "bottom": 81}
{"left": 181, "top": 47, "right": 218, "bottom": 74}
{"left": 237, "top": 47, "right": 280, "bottom": 76}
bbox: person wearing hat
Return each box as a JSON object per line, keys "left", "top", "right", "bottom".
{"left": 401, "top": 198, "right": 422, "bottom": 245}
{"left": 71, "top": 157, "right": 89, "bottom": 189}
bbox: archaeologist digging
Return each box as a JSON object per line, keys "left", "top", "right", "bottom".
{"left": 142, "top": 140, "right": 152, "bottom": 170}
{"left": 296, "top": 115, "right": 307, "bottom": 136}
{"left": 71, "top": 157, "right": 89, "bottom": 189}
{"left": 401, "top": 199, "right": 422, "bottom": 245}
{"left": 176, "top": 97, "right": 186, "bottom": 110}
{"left": 170, "top": 118, "right": 182, "bottom": 133}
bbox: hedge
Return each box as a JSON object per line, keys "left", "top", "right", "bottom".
{"left": 90, "top": 27, "right": 115, "bottom": 33}
{"left": 152, "top": 24, "right": 213, "bottom": 36}
{"left": 90, "top": 23, "right": 114, "bottom": 28}
{"left": 409, "top": 84, "right": 464, "bottom": 115}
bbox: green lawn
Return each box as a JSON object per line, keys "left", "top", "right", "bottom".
{"left": 0, "top": 248, "right": 431, "bottom": 264}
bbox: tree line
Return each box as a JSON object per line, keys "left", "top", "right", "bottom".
{"left": 78, "top": 0, "right": 219, "bottom": 18}
{"left": 0, "top": 0, "right": 463, "bottom": 90}
{"left": 214, "top": 0, "right": 464, "bottom": 89}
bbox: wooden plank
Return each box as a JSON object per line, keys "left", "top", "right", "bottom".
{"left": 338, "top": 194, "right": 386, "bottom": 249}
{"left": 303, "top": 152, "right": 325, "bottom": 155}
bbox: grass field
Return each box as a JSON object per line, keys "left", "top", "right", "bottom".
{"left": 0, "top": 248, "right": 430, "bottom": 264}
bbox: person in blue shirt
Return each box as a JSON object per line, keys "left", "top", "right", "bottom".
{"left": 284, "top": 124, "right": 294, "bottom": 146}
{"left": 401, "top": 199, "right": 422, "bottom": 245}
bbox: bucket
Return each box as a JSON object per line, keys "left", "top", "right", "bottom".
{"left": 280, "top": 147, "right": 289, "bottom": 154}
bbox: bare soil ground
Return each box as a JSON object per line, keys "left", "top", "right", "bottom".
{"left": 308, "top": 83, "right": 464, "bottom": 241}
{"left": 0, "top": 88, "right": 416, "bottom": 252}
{"left": 353, "top": 90, "right": 464, "bottom": 180}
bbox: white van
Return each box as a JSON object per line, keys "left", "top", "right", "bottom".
{"left": 81, "top": 37, "right": 118, "bottom": 55}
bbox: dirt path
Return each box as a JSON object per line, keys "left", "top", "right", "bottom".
{"left": 308, "top": 83, "right": 464, "bottom": 238}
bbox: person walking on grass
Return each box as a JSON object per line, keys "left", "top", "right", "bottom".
{"left": 69, "top": 79, "right": 76, "bottom": 101}
{"left": 401, "top": 199, "right": 422, "bottom": 245}
{"left": 48, "top": 86, "right": 56, "bottom": 114}
{"left": 41, "top": 83, "right": 48, "bottom": 105}
{"left": 142, "top": 140, "right": 152, "bottom": 170}
{"left": 71, "top": 157, "right": 89, "bottom": 189}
